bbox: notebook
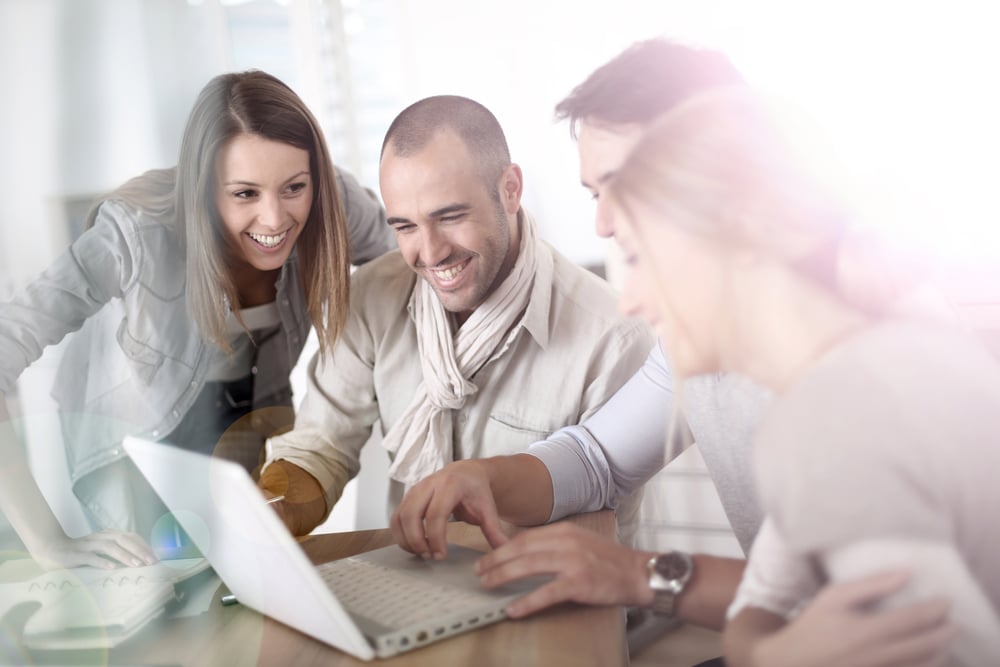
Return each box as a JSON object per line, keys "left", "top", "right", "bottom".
{"left": 123, "top": 436, "right": 544, "bottom": 660}
{"left": 1, "top": 557, "right": 210, "bottom": 650}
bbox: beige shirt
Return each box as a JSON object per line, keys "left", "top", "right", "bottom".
{"left": 744, "top": 320, "right": 1000, "bottom": 663}
{"left": 266, "top": 243, "right": 654, "bottom": 527}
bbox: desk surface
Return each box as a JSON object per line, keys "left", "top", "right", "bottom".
{"left": 19, "top": 511, "right": 625, "bottom": 667}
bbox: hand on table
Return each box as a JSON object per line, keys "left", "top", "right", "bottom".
{"left": 31, "top": 530, "right": 158, "bottom": 570}
{"left": 750, "top": 570, "right": 956, "bottom": 667}
{"left": 474, "top": 522, "right": 649, "bottom": 618}
{"left": 391, "top": 460, "right": 509, "bottom": 560}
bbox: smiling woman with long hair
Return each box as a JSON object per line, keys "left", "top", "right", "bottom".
{"left": 0, "top": 70, "right": 394, "bottom": 570}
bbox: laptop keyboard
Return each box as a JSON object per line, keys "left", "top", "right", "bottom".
{"left": 317, "top": 556, "right": 503, "bottom": 629}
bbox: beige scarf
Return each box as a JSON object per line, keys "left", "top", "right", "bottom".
{"left": 383, "top": 211, "right": 539, "bottom": 488}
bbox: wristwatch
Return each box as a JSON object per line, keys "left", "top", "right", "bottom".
{"left": 646, "top": 551, "right": 694, "bottom": 617}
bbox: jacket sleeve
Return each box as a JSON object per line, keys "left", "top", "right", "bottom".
{"left": 263, "top": 278, "right": 383, "bottom": 516}
{"left": 334, "top": 166, "right": 396, "bottom": 265}
{"left": 0, "top": 200, "right": 139, "bottom": 394}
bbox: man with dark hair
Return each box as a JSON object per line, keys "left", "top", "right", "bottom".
{"left": 392, "top": 39, "right": 945, "bottom": 665}
{"left": 258, "top": 95, "right": 652, "bottom": 544}
{"left": 554, "top": 38, "right": 745, "bottom": 133}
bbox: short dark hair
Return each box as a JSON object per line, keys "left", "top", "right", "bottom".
{"left": 381, "top": 95, "right": 511, "bottom": 191}
{"left": 555, "top": 38, "right": 746, "bottom": 138}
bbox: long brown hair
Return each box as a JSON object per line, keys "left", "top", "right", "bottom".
{"left": 90, "top": 71, "right": 350, "bottom": 354}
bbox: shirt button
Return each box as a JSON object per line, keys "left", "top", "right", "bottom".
{"left": 251, "top": 366, "right": 259, "bottom": 376}
{"left": 172, "top": 410, "right": 180, "bottom": 418}
{"left": 151, "top": 430, "right": 159, "bottom": 437}
{"left": 110, "top": 448, "right": 120, "bottom": 456}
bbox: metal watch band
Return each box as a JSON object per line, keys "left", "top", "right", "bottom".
{"left": 647, "top": 551, "right": 694, "bottom": 617}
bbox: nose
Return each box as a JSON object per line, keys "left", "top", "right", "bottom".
{"left": 257, "top": 194, "right": 284, "bottom": 231}
{"left": 594, "top": 197, "right": 616, "bottom": 239}
{"left": 417, "top": 225, "right": 452, "bottom": 268}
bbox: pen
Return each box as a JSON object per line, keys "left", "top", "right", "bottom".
{"left": 265, "top": 495, "right": 285, "bottom": 505}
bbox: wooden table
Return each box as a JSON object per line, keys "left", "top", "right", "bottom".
{"left": 13, "top": 510, "right": 626, "bottom": 666}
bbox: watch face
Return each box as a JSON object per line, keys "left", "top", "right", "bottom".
{"left": 655, "top": 552, "right": 691, "bottom": 581}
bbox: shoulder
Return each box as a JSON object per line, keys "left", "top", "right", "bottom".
{"left": 348, "top": 250, "right": 416, "bottom": 311}
{"left": 77, "top": 200, "right": 181, "bottom": 291}
{"left": 545, "top": 244, "right": 623, "bottom": 324}
{"left": 532, "top": 245, "right": 653, "bottom": 362}
{"left": 765, "top": 320, "right": 1000, "bottom": 452}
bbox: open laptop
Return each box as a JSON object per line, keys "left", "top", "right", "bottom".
{"left": 123, "top": 436, "right": 543, "bottom": 660}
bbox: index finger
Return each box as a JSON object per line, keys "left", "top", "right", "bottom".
{"left": 391, "top": 487, "right": 434, "bottom": 558}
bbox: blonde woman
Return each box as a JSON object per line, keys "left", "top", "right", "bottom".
{"left": 604, "top": 89, "right": 1000, "bottom": 665}
{"left": 0, "top": 71, "right": 393, "bottom": 569}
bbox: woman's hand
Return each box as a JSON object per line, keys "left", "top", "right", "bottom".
{"left": 31, "top": 530, "right": 158, "bottom": 570}
{"left": 729, "top": 571, "right": 956, "bottom": 667}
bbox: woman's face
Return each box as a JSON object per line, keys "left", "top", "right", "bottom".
{"left": 609, "top": 197, "right": 729, "bottom": 378}
{"left": 214, "top": 133, "right": 313, "bottom": 273}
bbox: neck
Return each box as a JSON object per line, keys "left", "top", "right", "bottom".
{"left": 724, "top": 264, "right": 871, "bottom": 392}
{"left": 233, "top": 266, "right": 280, "bottom": 308}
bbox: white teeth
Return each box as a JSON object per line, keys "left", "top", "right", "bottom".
{"left": 248, "top": 231, "right": 288, "bottom": 248}
{"left": 434, "top": 263, "right": 466, "bottom": 281}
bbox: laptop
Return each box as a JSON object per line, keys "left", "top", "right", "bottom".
{"left": 123, "top": 436, "right": 544, "bottom": 660}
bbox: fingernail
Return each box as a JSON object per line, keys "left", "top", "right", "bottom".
{"left": 433, "top": 551, "right": 444, "bottom": 561}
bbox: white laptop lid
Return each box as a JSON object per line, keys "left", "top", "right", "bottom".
{"left": 123, "top": 436, "right": 375, "bottom": 660}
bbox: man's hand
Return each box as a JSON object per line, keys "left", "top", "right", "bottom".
{"left": 391, "top": 460, "right": 509, "bottom": 560}
{"left": 733, "top": 570, "right": 956, "bottom": 667}
{"left": 31, "top": 530, "right": 158, "bottom": 570}
{"left": 258, "top": 460, "right": 327, "bottom": 536}
{"left": 474, "top": 522, "right": 650, "bottom": 618}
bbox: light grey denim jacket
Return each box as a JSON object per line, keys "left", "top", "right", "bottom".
{"left": 0, "top": 167, "right": 393, "bottom": 494}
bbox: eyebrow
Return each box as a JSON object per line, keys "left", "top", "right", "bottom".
{"left": 222, "top": 170, "right": 311, "bottom": 187}
{"left": 387, "top": 203, "right": 472, "bottom": 226}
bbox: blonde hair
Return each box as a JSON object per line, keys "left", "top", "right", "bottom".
{"left": 88, "top": 71, "right": 350, "bottom": 355}
{"left": 607, "top": 87, "right": 918, "bottom": 318}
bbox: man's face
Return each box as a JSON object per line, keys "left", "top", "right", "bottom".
{"left": 380, "top": 130, "right": 521, "bottom": 324}
{"left": 576, "top": 121, "right": 645, "bottom": 238}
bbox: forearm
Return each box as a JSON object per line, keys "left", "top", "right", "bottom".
{"left": 675, "top": 554, "right": 747, "bottom": 629}
{"left": 486, "top": 454, "right": 554, "bottom": 526}
{"left": 635, "top": 552, "right": 745, "bottom": 630}
{"left": 723, "top": 606, "right": 786, "bottom": 667}
{"left": 0, "top": 398, "right": 68, "bottom": 552}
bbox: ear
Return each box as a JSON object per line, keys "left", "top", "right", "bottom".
{"left": 498, "top": 164, "right": 523, "bottom": 215}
